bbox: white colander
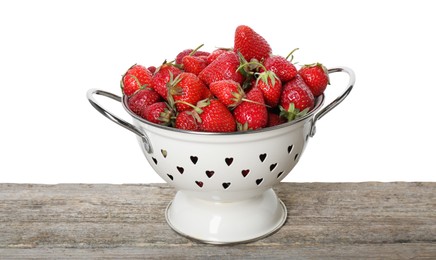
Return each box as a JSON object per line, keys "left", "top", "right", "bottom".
{"left": 87, "top": 66, "right": 355, "bottom": 244}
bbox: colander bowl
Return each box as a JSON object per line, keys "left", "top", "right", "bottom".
{"left": 87, "top": 66, "right": 355, "bottom": 244}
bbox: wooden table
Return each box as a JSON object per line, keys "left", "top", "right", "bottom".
{"left": 0, "top": 182, "right": 435, "bottom": 259}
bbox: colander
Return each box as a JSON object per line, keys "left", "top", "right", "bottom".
{"left": 87, "top": 66, "right": 355, "bottom": 244}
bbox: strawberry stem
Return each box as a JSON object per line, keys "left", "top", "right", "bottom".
{"left": 236, "top": 60, "right": 266, "bottom": 73}
{"left": 129, "top": 74, "right": 150, "bottom": 90}
{"left": 255, "top": 70, "right": 278, "bottom": 90}
{"left": 167, "top": 72, "right": 183, "bottom": 96}
{"left": 285, "top": 48, "right": 299, "bottom": 61}
{"left": 189, "top": 44, "right": 205, "bottom": 56}
{"left": 241, "top": 98, "right": 271, "bottom": 108}
{"left": 279, "top": 103, "right": 309, "bottom": 121}
{"left": 174, "top": 100, "right": 204, "bottom": 114}
{"left": 154, "top": 59, "right": 176, "bottom": 74}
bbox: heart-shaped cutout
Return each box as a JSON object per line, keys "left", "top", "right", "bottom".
{"left": 259, "top": 153, "right": 267, "bottom": 162}
{"left": 161, "top": 149, "right": 168, "bottom": 158}
{"left": 152, "top": 157, "right": 158, "bottom": 165}
{"left": 241, "top": 169, "right": 250, "bottom": 177}
{"left": 277, "top": 171, "right": 284, "bottom": 178}
{"left": 167, "top": 174, "right": 174, "bottom": 181}
{"left": 177, "top": 166, "right": 184, "bottom": 174}
{"left": 205, "top": 170, "right": 214, "bottom": 178}
{"left": 222, "top": 182, "right": 231, "bottom": 189}
{"left": 287, "top": 145, "right": 293, "bottom": 154}
{"left": 190, "top": 156, "right": 198, "bottom": 165}
{"left": 225, "top": 158, "right": 233, "bottom": 166}
{"left": 270, "top": 163, "right": 277, "bottom": 172}
{"left": 195, "top": 181, "right": 203, "bottom": 188}
{"left": 256, "top": 178, "right": 263, "bottom": 185}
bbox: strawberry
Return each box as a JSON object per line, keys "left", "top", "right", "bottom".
{"left": 202, "top": 87, "right": 214, "bottom": 99}
{"left": 238, "top": 60, "right": 282, "bottom": 107}
{"left": 141, "top": 101, "right": 174, "bottom": 126}
{"left": 117, "top": 25, "right": 333, "bottom": 133}
{"left": 121, "top": 64, "right": 153, "bottom": 96}
{"left": 206, "top": 49, "right": 230, "bottom": 64}
{"left": 209, "top": 80, "right": 246, "bottom": 108}
{"left": 127, "top": 88, "right": 162, "bottom": 116}
{"left": 151, "top": 62, "right": 182, "bottom": 100}
{"left": 233, "top": 87, "right": 268, "bottom": 131}
{"left": 267, "top": 112, "right": 286, "bottom": 127}
{"left": 279, "top": 74, "right": 315, "bottom": 121}
{"left": 182, "top": 55, "right": 208, "bottom": 76}
{"left": 197, "top": 99, "right": 236, "bottom": 132}
{"left": 298, "top": 63, "right": 329, "bottom": 97}
{"left": 198, "top": 51, "right": 244, "bottom": 86}
{"left": 255, "top": 70, "right": 282, "bottom": 107}
{"left": 175, "top": 47, "right": 210, "bottom": 65}
{"left": 263, "top": 55, "right": 297, "bottom": 82}
{"left": 234, "top": 25, "right": 272, "bottom": 62}
{"left": 147, "top": 66, "right": 157, "bottom": 74}
{"left": 168, "top": 72, "right": 208, "bottom": 112}
{"left": 175, "top": 110, "right": 200, "bottom": 131}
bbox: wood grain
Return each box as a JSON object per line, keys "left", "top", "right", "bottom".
{"left": 0, "top": 182, "right": 435, "bottom": 259}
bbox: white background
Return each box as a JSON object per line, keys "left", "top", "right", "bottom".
{"left": 1, "top": 0, "right": 435, "bottom": 184}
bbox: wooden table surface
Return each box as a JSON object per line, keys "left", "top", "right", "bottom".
{"left": 0, "top": 182, "right": 435, "bottom": 259}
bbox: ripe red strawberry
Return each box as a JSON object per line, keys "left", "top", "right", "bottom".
{"left": 151, "top": 62, "right": 182, "bottom": 100}
{"left": 121, "top": 64, "right": 153, "bottom": 96}
{"left": 141, "top": 102, "right": 174, "bottom": 125}
{"left": 202, "top": 87, "right": 214, "bottom": 99}
{"left": 209, "top": 80, "right": 245, "bottom": 108}
{"left": 263, "top": 55, "right": 297, "bottom": 82}
{"left": 175, "top": 48, "right": 210, "bottom": 65}
{"left": 198, "top": 51, "right": 244, "bottom": 86}
{"left": 255, "top": 70, "right": 282, "bottom": 107}
{"left": 175, "top": 110, "right": 200, "bottom": 131}
{"left": 127, "top": 88, "right": 162, "bottom": 116}
{"left": 298, "top": 63, "right": 329, "bottom": 97}
{"left": 206, "top": 49, "right": 230, "bottom": 64}
{"left": 182, "top": 55, "right": 208, "bottom": 75}
{"left": 233, "top": 87, "right": 268, "bottom": 131}
{"left": 168, "top": 72, "right": 208, "bottom": 112}
{"left": 147, "top": 66, "right": 157, "bottom": 74}
{"left": 267, "top": 112, "right": 286, "bottom": 127}
{"left": 197, "top": 99, "right": 236, "bottom": 132}
{"left": 279, "top": 74, "right": 315, "bottom": 121}
{"left": 234, "top": 25, "right": 272, "bottom": 62}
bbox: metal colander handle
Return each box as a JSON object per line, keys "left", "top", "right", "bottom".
{"left": 87, "top": 89, "right": 153, "bottom": 154}
{"left": 309, "top": 66, "right": 355, "bottom": 137}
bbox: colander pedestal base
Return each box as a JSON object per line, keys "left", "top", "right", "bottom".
{"left": 165, "top": 188, "right": 287, "bottom": 244}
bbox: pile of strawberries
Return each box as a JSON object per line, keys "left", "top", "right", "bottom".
{"left": 121, "top": 25, "right": 329, "bottom": 132}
